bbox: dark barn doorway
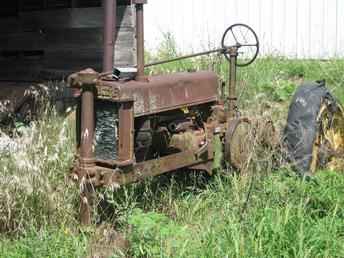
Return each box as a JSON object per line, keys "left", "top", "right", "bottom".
{"left": 0, "top": 0, "right": 135, "bottom": 81}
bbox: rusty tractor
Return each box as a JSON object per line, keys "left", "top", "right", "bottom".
{"left": 68, "top": 0, "right": 266, "bottom": 224}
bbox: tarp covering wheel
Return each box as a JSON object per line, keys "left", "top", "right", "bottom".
{"left": 284, "top": 80, "right": 344, "bottom": 175}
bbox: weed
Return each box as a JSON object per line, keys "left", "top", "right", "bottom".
{"left": 0, "top": 107, "right": 78, "bottom": 235}
{"left": 0, "top": 228, "right": 88, "bottom": 258}
{"left": 126, "top": 172, "right": 344, "bottom": 258}
{"left": 128, "top": 208, "right": 192, "bottom": 257}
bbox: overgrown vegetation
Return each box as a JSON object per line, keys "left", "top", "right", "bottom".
{"left": 1, "top": 34, "right": 344, "bottom": 257}
{"left": 124, "top": 172, "right": 344, "bottom": 257}
{"left": 0, "top": 109, "right": 78, "bottom": 235}
{"left": 0, "top": 228, "right": 88, "bottom": 258}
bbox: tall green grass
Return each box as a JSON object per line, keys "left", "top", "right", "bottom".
{"left": 0, "top": 228, "right": 88, "bottom": 258}
{"left": 0, "top": 109, "right": 78, "bottom": 235}
{"left": 125, "top": 171, "right": 344, "bottom": 257}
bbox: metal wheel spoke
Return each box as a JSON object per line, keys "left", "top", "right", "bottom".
{"left": 239, "top": 26, "right": 249, "bottom": 44}
{"left": 230, "top": 28, "right": 239, "bottom": 44}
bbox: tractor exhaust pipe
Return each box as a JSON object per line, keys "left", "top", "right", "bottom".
{"left": 228, "top": 47, "right": 238, "bottom": 118}
{"left": 134, "top": 0, "right": 147, "bottom": 81}
{"left": 78, "top": 0, "right": 117, "bottom": 224}
{"left": 103, "top": 0, "right": 116, "bottom": 73}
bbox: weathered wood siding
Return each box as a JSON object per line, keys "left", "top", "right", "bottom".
{"left": 0, "top": 5, "right": 136, "bottom": 81}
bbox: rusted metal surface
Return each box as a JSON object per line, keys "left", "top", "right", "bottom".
{"left": 68, "top": 68, "right": 100, "bottom": 87}
{"left": 71, "top": 146, "right": 213, "bottom": 188}
{"left": 103, "top": 0, "right": 116, "bottom": 73}
{"left": 169, "top": 129, "right": 206, "bottom": 153}
{"left": 117, "top": 101, "right": 135, "bottom": 164}
{"left": 188, "top": 162, "right": 213, "bottom": 175}
{"left": 69, "top": 69, "right": 99, "bottom": 167}
{"left": 168, "top": 119, "right": 194, "bottom": 133}
{"left": 228, "top": 47, "right": 238, "bottom": 118}
{"left": 224, "top": 118, "right": 279, "bottom": 171}
{"left": 134, "top": 0, "right": 146, "bottom": 81}
{"left": 97, "top": 71, "right": 219, "bottom": 116}
{"left": 80, "top": 88, "right": 96, "bottom": 166}
{"left": 209, "top": 105, "right": 226, "bottom": 124}
{"left": 224, "top": 118, "right": 253, "bottom": 170}
{"left": 69, "top": 69, "right": 99, "bottom": 225}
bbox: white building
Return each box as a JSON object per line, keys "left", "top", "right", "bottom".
{"left": 145, "top": 0, "right": 344, "bottom": 58}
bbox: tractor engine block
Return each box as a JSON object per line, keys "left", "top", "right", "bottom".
{"left": 134, "top": 108, "right": 209, "bottom": 162}
{"left": 91, "top": 100, "right": 211, "bottom": 164}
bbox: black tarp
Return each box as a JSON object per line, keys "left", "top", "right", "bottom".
{"left": 283, "top": 80, "right": 338, "bottom": 175}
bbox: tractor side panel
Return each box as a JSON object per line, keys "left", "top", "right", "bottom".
{"left": 98, "top": 71, "right": 219, "bottom": 117}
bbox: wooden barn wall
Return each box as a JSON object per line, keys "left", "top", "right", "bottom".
{"left": 0, "top": 5, "right": 136, "bottom": 81}
{"left": 145, "top": 0, "right": 344, "bottom": 59}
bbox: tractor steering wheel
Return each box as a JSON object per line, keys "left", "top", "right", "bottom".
{"left": 221, "top": 23, "right": 259, "bottom": 67}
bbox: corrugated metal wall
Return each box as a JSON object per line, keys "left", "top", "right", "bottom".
{"left": 145, "top": 0, "right": 344, "bottom": 58}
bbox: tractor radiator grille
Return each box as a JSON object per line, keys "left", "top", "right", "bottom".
{"left": 94, "top": 100, "right": 118, "bottom": 160}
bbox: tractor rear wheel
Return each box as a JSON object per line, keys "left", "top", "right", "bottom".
{"left": 224, "top": 118, "right": 255, "bottom": 171}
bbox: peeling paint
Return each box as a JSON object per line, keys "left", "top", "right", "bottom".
{"left": 149, "top": 94, "right": 158, "bottom": 111}
{"left": 133, "top": 93, "right": 145, "bottom": 114}
{"left": 82, "top": 128, "right": 89, "bottom": 143}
